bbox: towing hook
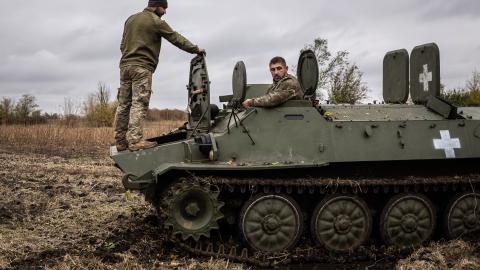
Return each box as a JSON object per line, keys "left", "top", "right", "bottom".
{"left": 122, "top": 173, "right": 154, "bottom": 190}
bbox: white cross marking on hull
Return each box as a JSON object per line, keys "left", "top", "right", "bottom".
{"left": 433, "top": 130, "right": 461, "bottom": 159}
{"left": 419, "top": 64, "right": 433, "bottom": 92}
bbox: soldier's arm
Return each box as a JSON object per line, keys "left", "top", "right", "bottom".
{"left": 253, "top": 79, "right": 298, "bottom": 107}
{"left": 156, "top": 20, "right": 200, "bottom": 54}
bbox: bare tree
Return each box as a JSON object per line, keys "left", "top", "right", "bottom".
{"left": 441, "top": 70, "right": 480, "bottom": 106}
{"left": 14, "top": 94, "right": 38, "bottom": 125}
{"left": 302, "top": 38, "right": 368, "bottom": 104}
{"left": 62, "top": 97, "right": 80, "bottom": 125}
{"left": 83, "top": 82, "right": 116, "bottom": 127}
{"left": 0, "top": 97, "right": 14, "bottom": 125}
{"left": 329, "top": 65, "right": 368, "bottom": 104}
{"left": 466, "top": 69, "right": 480, "bottom": 92}
{"left": 97, "top": 81, "right": 110, "bottom": 106}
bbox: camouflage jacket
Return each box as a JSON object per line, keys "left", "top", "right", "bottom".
{"left": 253, "top": 74, "right": 303, "bottom": 107}
{"left": 120, "top": 8, "right": 199, "bottom": 72}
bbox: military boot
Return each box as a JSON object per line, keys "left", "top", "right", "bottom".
{"left": 115, "top": 141, "right": 128, "bottom": 152}
{"left": 115, "top": 143, "right": 128, "bottom": 152}
{"left": 128, "top": 140, "right": 158, "bottom": 151}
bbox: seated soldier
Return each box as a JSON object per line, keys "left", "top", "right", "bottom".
{"left": 243, "top": 56, "right": 303, "bottom": 108}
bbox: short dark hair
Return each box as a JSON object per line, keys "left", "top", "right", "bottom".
{"left": 148, "top": 0, "right": 168, "bottom": 8}
{"left": 269, "top": 56, "right": 287, "bottom": 67}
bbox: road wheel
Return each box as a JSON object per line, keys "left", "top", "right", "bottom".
{"left": 311, "top": 195, "right": 372, "bottom": 252}
{"left": 445, "top": 192, "right": 480, "bottom": 239}
{"left": 240, "top": 194, "right": 303, "bottom": 253}
{"left": 381, "top": 193, "right": 436, "bottom": 247}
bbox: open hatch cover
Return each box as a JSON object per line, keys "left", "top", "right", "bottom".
{"left": 297, "top": 49, "right": 319, "bottom": 97}
{"left": 187, "top": 55, "right": 211, "bottom": 133}
{"left": 232, "top": 61, "right": 247, "bottom": 103}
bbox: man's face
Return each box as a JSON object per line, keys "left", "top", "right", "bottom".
{"left": 270, "top": 63, "right": 288, "bottom": 82}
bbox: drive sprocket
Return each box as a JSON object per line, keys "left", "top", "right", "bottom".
{"left": 162, "top": 179, "right": 224, "bottom": 241}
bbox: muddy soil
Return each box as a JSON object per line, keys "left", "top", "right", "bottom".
{"left": 0, "top": 148, "right": 240, "bottom": 270}
{"left": 0, "top": 147, "right": 478, "bottom": 270}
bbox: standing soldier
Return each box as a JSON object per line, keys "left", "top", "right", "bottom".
{"left": 242, "top": 57, "right": 303, "bottom": 108}
{"left": 115, "top": 0, "right": 205, "bottom": 151}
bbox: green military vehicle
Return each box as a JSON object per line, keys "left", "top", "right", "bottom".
{"left": 111, "top": 43, "right": 480, "bottom": 265}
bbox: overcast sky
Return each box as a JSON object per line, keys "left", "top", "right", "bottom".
{"left": 0, "top": 0, "right": 479, "bottom": 113}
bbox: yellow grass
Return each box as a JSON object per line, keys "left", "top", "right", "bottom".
{"left": 0, "top": 120, "right": 184, "bottom": 157}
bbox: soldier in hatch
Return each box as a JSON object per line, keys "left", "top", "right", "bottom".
{"left": 114, "top": 0, "right": 205, "bottom": 152}
{"left": 242, "top": 57, "right": 303, "bottom": 108}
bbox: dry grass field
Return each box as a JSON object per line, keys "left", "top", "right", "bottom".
{"left": 0, "top": 121, "right": 183, "bottom": 157}
{"left": 0, "top": 122, "right": 478, "bottom": 270}
{"left": 0, "top": 122, "right": 246, "bottom": 270}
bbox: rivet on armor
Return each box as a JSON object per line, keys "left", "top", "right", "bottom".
{"left": 475, "top": 125, "right": 480, "bottom": 138}
{"left": 318, "top": 144, "right": 326, "bottom": 153}
{"left": 364, "top": 125, "right": 373, "bottom": 137}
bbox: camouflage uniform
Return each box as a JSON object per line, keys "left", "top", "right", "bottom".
{"left": 115, "top": 8, "right": 200, "bottom": 146}
{"left": 114, "top": 66, "right": 153, "bottom": 145}
{"left": 252, "top": 74, "right": 303, "bottom": 107}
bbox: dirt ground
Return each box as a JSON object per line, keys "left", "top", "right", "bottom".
{"left": 0, "top": 145, "right": 479, "bottom": 270}
{"left": 0, "top": 147, "right": 247, "bottom": 270}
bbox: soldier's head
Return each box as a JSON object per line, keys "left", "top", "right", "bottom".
{"left": 269, "top": 56, "right": 288, "bottom": 82}
{"left": 148, "top": 0, "right": 168, "bottom": 17}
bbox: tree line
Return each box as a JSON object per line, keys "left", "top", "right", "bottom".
{"left": 305, "top": 37, "right": 480, "bottom": 106}
{"left": 441, "top": 70, "right": 480, "bottom": 106}
{"left": 0, "top": 82, "right": 186, "bottom": 127}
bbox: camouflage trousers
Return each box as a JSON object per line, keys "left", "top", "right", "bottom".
{"left": 114, "top": 66, "right": 153, "bottom": 145}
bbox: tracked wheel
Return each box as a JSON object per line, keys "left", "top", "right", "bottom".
{"left": 163, "top": 180, "right": 224, "bottom": 241}
{"left": 445, "top": 192, "right": 480, "bottom": 239}
{"left": 240, "top": 194, "right": 303, "bottom": 253}
{"left": 381, "top": 193, "right": 436, "bottom": 247}
{"left": 311, "top": 195, "right": 372, "bottom": 252}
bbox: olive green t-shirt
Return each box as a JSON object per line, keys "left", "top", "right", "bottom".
{"left": 120, "top": 8, "right": 199, "bottom": 72}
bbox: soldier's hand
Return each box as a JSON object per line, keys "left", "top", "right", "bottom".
{"left": 242, "top": 99, "right": 254, "bottom": 108}
{"left": 197, "top": 48, "right": 206, "bottom": 56}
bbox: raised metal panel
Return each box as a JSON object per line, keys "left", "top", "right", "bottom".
{"left": 383, "top": 49, "right": 409, "bottom": 104}
{"left": 297, "top": 49, "right": 319, "bottom": 97}
{"left": 410, "top": 43, "right": 440, "bottom": 104}
{"left": 244, "top": 84, "right": 270, "bottom": 99}
{"left": 232, "top": 61, "right": 247, "bottom": 102}
{"left": 188, "top": 56, "right": 211, "bottom": 132}
{"left": 426, "top": 95, "right": 458, "bottom": 119}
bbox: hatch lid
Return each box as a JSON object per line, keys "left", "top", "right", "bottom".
{"left": 383, "top": 49, "right": 409, "bottom": 104}
{"left": 297, "top": 49, "right": 319, "bottom": 97}
{"left": 187, "top": 55, "right": 211, "bottom": 133}
{"left": 232, "top": 61, "right": 247, "bottom": 102}
{"left": 410, "top": 43, "right": 440, "bottom": 104}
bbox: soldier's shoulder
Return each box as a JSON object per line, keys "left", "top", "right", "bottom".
{"left": 127, "top": 10, "right": 153, "bottom": 23}
{"left": 281, "top": 74, "right": 301, "bottom": 87}
{"left": 287, "top": 74, "right": 299, "bottom": 82}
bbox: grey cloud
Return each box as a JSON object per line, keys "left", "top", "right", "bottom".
{"left": 416, "top": 1, "right": 480, "bottom": 21}
{"left": 0, "top": 0, "right": 479, "bottom": 112}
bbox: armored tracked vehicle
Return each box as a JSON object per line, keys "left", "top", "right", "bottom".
{"left": 111, "top": 43, "right": 480, "bottom": 266}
